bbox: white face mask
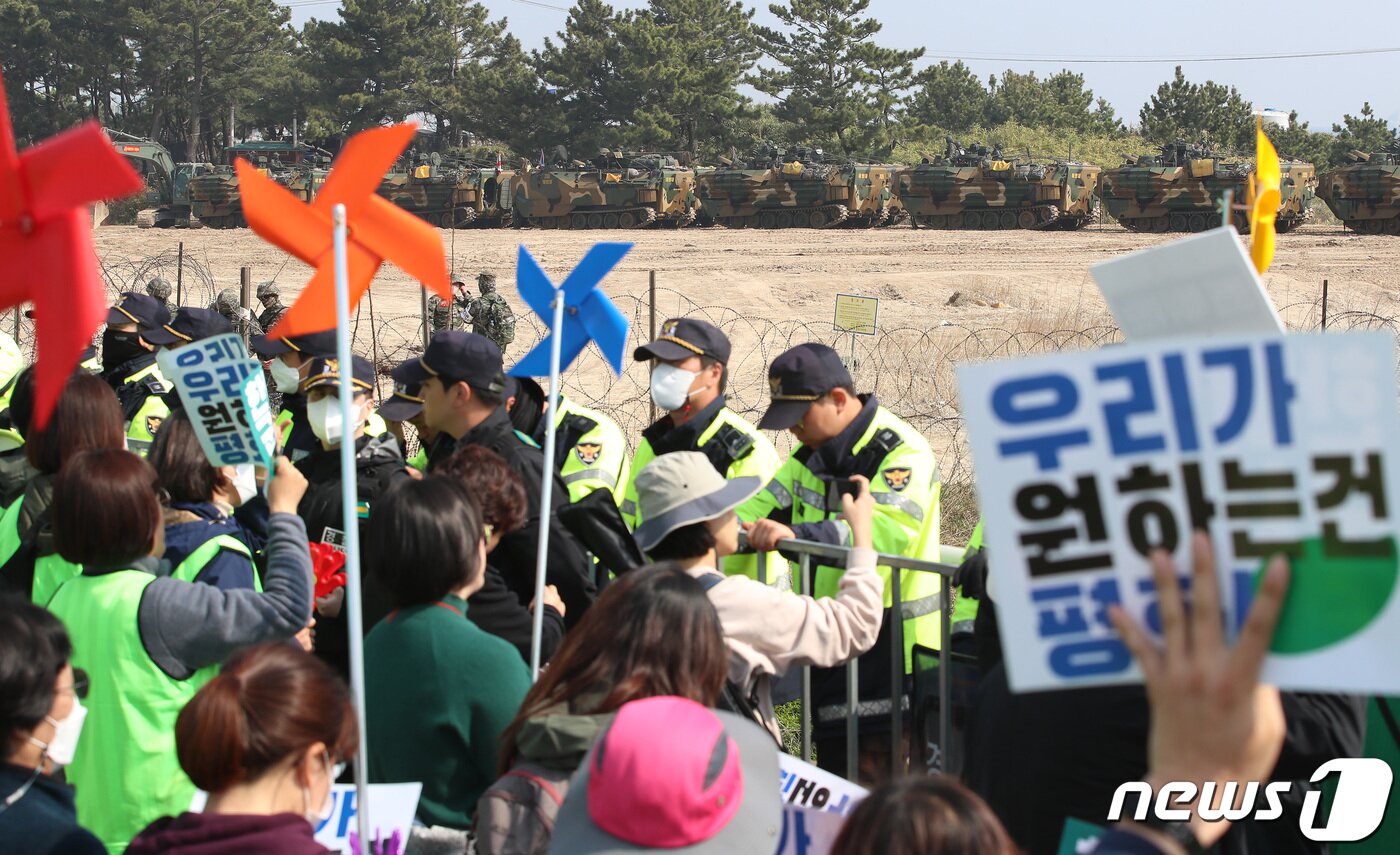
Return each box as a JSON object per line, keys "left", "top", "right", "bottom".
{"left": 307, "top": 396, "right": 345, "bottom": 446}
{"left": 270, "top": 357, "right": 301, "bottom": 394}
{"left": 230, "top": 464, "right": 257, "bottom": 506}
{"left": 650, "top": 364, "right": 700, "bottom": 412}
{"left": 302, "top": 753, "right": 337, "bottom": 828}
{"left": 29, "top": 699, "right": 87, "bottom": 767}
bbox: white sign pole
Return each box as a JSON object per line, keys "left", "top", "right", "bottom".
{"left": 332, "top": 203, "right": 371, "bottom": 853}
{"left": 529, "top": 290, "right": 567, "bottom": 679}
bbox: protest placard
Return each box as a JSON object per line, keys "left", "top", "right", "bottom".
{"left": 156, "top": 333, "right": 274, "bottom": 467}
{"left": 958, "top": 330, "right": 1400, "bottom": 694}
{"left": 192, "top": 782, "right": 420, "bottom": 854}
{"left": 238, "top": 366, "right": 277, "bottom": 469}
{"left": 777, "top": 804, "right": 848, "bottom": 855}
{"left": 778, "top": 753, "right": 868, "bottom": 816}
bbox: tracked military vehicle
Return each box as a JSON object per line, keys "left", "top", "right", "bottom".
{"left": 109, "top": 130, "right": 213, "bottom": 228}
{"left": 377, "top": 153, "right": 514, "bottom": 228}
{"left": 894, "top": 139, "right": 1101, "bottom": 230}
{"left": 1317, "top": 143, "right": 1400, "bottom": 235}
{"left": 1101, "top": 142, "right": 1315, "bottom": 234}
{"left": 511, "top": 149, "right": 697, "bottom": 229}
{"left": 188, "top": 141, "right": 331, "bottom": 229}
{"left": 694, "top": 145, "right": 898, "bottom": 228}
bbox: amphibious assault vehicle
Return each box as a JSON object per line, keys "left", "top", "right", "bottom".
{"left": 1317, "top": 143, "right": 1400, "bottom": 235}
{"left": 188, "top": 141, "right": 331, "bottom": 229}
{"left": 694, "top": 145, "right": 898, "bottom": 228}
{"left": 1101, "top": 142, "right": 1315, "bottom": 234}
{"left": 511, "top": 149, "right": 698, "bottom": 229}
{"left": 895, "top": 140, "right": 1101, "bottom": 230}
{"left": 377, "top": 153, "right": 514, "bottom": 228}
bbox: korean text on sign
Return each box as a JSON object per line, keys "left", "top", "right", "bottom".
{"left": 958, "top": 332, "right": 1400, "bottom": 694}
{"left": 157, "top": 333, "right": 272, "bottom": 467}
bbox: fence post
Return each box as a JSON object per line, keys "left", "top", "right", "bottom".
{"left": 799, "top": 553, "right": 813, "bottom": 763}
{"left": 239, "top": 267, "right": 251, "bottom": 349}
{"left": 649, "top": 270, "right": 657, "bottom": 425}
{"left": 420, "top": 286, "right": 430, "bottom": 350}
{"left": 11, "top": 306, "right": 17, "bottom": 342}
{"left": 176, "top": 241, "right": 184, "bottom": 307}
{"left": 889, "top": 567, "right": 903, "bottom": 777}
{"left": 1321, "top": 279, "right": 1329, "bottom": 330}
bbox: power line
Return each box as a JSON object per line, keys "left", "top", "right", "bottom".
{"left": 279, "top": 0, "right": 569, "bottom": 11}
{"left": 925, "top": 46, "right": 1400, "bottom": 64}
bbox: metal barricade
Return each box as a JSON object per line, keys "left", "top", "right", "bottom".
{"left": 755, "top": 538, "right": 960, "bottom": 780}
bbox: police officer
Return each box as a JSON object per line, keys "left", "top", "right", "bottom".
{"left": 740, "top": 342, "right": 942, "bottom": 778}
{"left": 210, "top": 288, "right": 264, "bottom": 339}
{"left": 101, "top": 293, "right": 173, "bottom": 454}
{"left": 145, "top": 276, "right": 177, "bottom": 317}
{"left": 379, "top": 361, "right": 436, "bottom": 472}
{"left": 403, "top": 331, "right": 594, "bottom": 625}
{"left": 506, "top": 376, "right": 629, "bottom": 504}
{"left": 255, "top": 281, "right": 288, "bottom": 332}
{"left": 623, "top": 317, "right": 783, "bottom": 583}
{"left": 469, "top": 272, "right": 514, "bottom": 353}
{"left": 250, "top": 331, "right": 388, "bottom": 462}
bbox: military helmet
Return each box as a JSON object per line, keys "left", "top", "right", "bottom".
{"left": 214, "top": 288, "right": 241, "bottom": 313}
{"left": 477, "top": 271, "right": 497, "bottom": 293}
{"left": 256, "top": 280, "right": 280, "bottom": 299}
{"left": 146, "top": 276, "right": 172, "bottom": 300}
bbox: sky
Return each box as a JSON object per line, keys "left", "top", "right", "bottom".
{"left": 281, "top": 0, "right": 1400, "bottom": 130}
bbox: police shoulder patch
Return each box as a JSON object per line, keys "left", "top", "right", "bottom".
{"left": 576, "top": 442, "right": 602, "bottom": 465}
{"left": 882, "top": 467, "right": 912, "bottom": 492}
{"left": 145, "top": 415, "right": 164, "bottom": 436}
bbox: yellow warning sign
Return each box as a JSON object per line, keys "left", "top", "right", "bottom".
{"left": 833, "top": 294, "right": 879, "bottom": 336}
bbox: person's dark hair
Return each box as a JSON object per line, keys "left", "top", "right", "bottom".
{"left": 435, "top": 445, "right": 527, "bottom": 535}
{"left": 0, "top": 595, "right": 72, "bottom": 757}
{"left": 647, "top": 521, "right": 717, "bottom": 562}
{"left": 700, "top": 356, "right": 728, "bottom": 396}
{"left": 26, "top": 373, "right": 125, "bottom": 473}
{"left": 365, "top": 475, "right": 484, "bottom": 607}
{"left": 7, "top": 366, "right": 35, "bottom": 438}
{"left": 52, "top": 449, "right": 162, "bottom": 565}
{"left": 176, "top": 643, "right": 357, "bottom": 792}
{"left": 498, "top": 563, "right": 727, "bottom": 772}
{"left": 829, "top": 775, "right": 1019, "bottom": 855}
{"left": 149, "top": 408, "right": 226, "bottom": 504}
{"left": 439, "top": 375, "right": 502, "bottom": 410}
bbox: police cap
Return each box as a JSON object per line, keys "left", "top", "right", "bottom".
{"left": 758, "top": 343, "right": 853, "bottom": 430}
{"left": 106, "top": 292, "right": 170, "bottom": 330}
{"left": 396, "top": 331, "right": 505, "bottom": 395}
{"left": 250, "top": 330, "right": 338, "bottom": 359}
{"left": 633, "top": 317, "right": 731, "bottom": 364}
{"left": 142, "top": 308, "right": 235, "bottom": 346}
{"left": 378, "top": 359, "right": 425, "bottom": 422}
{"left": 301, "top": 355, "right": 375, "bottom": 396}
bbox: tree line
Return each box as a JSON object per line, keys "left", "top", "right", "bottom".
{"left": 2, "top": 0, "right": 1396, "bottom": 168}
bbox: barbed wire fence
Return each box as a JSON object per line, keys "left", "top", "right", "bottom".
{"left": 5, "top": 259, "right": 1386, "bottom": 546}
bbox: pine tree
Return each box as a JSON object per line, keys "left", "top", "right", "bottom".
{"left": 534, "top": 0, "right": 636, "bottom": 157}
{"left": 904, "top": 60, "right": 991, "bottom": 135}
{"left": 1331, "top": 102, "right": 1397, "bottom": 165}
{"left": 1139, "top": 65, "right": 1253, "bottom": 152}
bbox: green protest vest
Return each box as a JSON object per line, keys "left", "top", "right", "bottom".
{"left": 47, "top": 569, "right": 216, "bottom": 853}
{"left": 171, "top": 534, "right": 262, "bottom": 591}
{"left": 739, "top": 405, "right": 942, "bottom": 671}
{"left": 0, "top": 496, "right": 82, "bottom": 606}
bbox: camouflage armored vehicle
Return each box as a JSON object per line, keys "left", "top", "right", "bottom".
{"left": 511, "top": 149, "right": 697, "bottom": 229}
{"left": 108, "top": 131, "right": 214, "bottom": 228}
{"left": 1101, "top": 142, "right": 1316, "bottom": 234}
{"left": 694, "top": 145, "right": 898, "bottom": 228}
{"left": 377, "top": 153, "right": 514, "bottom": 228}
{"left": 1317, "top": 143, "right": 1400, "bottom": 235}
{"left": 894, "top": 139, "right": 1101, "bottom": 230}
{"left": 189, "top": 141, "right": 331, "bottom": 228}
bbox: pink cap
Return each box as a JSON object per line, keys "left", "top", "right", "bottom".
{"left": 586, "top": 697, "right": 744, "bottom": 847}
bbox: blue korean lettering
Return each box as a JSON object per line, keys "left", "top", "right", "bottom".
{"left": 1048, "top": 638, "right": 1132, "bottom": 678}
{"left": 1086, "top": 577, "right": 1122, "bottom": 628}
{"left": 991, "top": 373, "right": 1091, "bottom": 471}
{"left": 175, "top": 348, "right": 207, "bottom": 369}
{"left": 1264, "top": 343, "right": 1296, "bottom": 446}
{"left": 1202, "top": 347, "right": 1253, "bottom": 444}
{"left": 1162, "top": 353, "right": 1200, "bottom": 453}
{"left": 1097, "top": 359, "right": 1167, "bottom": 456}
{"left": 777, "top": 808, "right": 813, "bottom": 855}
{"left": 1032, "top": 583, "right": 1090, "bottom": 637}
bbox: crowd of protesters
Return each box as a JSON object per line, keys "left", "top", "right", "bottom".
{"left": 0, "top": 289, "right": 1346, "bottom": 855}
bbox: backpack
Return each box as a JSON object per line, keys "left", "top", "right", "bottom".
{"left": 477, "top": 294, "right": 516, "bottom": 345}
{"left": 473, "top": 762, "right": 573, "bottom": 855}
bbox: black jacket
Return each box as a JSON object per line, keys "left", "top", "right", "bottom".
{"left": 297, "top": 433, "right": 412, "bottom": 678}
{"left": 0, "top": 763, "right": 105, "bottom": 855}
{"left": 428, "top": 406, "right": 595, "bottom": 627}
{"left": 470, "top": 565, "right": 565, "bottom": 664}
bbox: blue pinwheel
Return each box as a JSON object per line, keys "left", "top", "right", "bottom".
{"left": 509, "top": 242, "right": 632, "bottom": 378}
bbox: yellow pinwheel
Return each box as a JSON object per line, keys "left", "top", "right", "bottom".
{"left": 1250, "top": 117, "right": 1281, "bottom": 274}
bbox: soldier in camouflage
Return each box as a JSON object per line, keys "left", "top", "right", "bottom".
{"left": 145, "top": 277, "right": 177, "bottom": 317}
{"left": 428, "top": 280, "right": 472, "bottom": 334}
{"left": 209, "top": 287, "right": 265, "bottom": 339}
{"left": 469, "top": 272, "right": 515, "bottom": 353}
{"left": 256, "top": 281, "right": 288, "bottom": 331}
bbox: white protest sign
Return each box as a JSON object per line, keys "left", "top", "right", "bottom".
{"left": 776, "top": 804, "right": 848, "bottom": 855}
{"left": 238, "top": 367, "right": 277, "bottom": 469}
{"left": 156, "top": 333, "right": 273, "bottom": 466}
{"left": 192, "top": 782, "right": 421, "bottom": 854}
{"left": 1091, "top": 227, "right": 1284, "bottom": 341}
{"left": 958, "top": 331, "right": 1400, "bottom": 693}
{"left": 778, "top": 753, "right": 868, "bottom": 816}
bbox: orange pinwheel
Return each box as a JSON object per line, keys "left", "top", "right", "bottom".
{"left": 237, "top": 123, "right": 451, "bottom": 339}
{"left": 0, "top": 70, "right": 143, "bottom": 427}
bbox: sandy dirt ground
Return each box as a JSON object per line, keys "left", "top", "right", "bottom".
{"left": 88, "top": 221, "right": 1400, "bottom": 540}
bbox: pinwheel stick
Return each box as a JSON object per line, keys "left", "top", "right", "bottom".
{"left": 529, "top": 293, "right": 568, "bottom": 679}
{"left": 332, "top": 203, "right": 373, "bottom": 853}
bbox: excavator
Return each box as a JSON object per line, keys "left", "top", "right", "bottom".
{"left": 107, "top": 130, "right": 214, "bottom": 228}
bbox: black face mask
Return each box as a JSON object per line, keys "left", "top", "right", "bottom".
{"left": 102, "top": 329, "right": 148, "bottom": 373}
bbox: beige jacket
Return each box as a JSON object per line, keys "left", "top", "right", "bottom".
{"left": 685, "top": 547, "right": 884, "bottom": 741}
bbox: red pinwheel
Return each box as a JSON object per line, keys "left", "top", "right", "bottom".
{"left": 308, "top": 541, "right": 348, "bottom": 599}
{"left": 237, "top": 123, "right": 451, "bottom": 339}
{"left": 0, "top": 71, "right": 143, "bottom": 426}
